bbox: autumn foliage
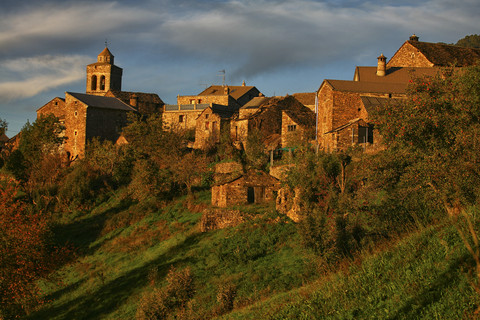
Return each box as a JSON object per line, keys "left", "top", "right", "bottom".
{"left": 0, "top": 184, "right": 65, "bottom": 318}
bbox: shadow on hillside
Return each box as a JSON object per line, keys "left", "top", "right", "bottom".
{"left": 390, "top": 252, "right": 475, "bottom": 319}
{"left": 52, "top": 198, "right": 134, "bottom": 256}
{"left": 28, "top": 231, "right": 204, "bottom": 320}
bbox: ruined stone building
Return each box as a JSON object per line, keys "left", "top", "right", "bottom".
{"left": 316, "top": 35, "right": 480, "bottom": 152}
{"left": 163, "top": 83, "right": 261, "bottom": 131}
{"left": 212, "top": 169, "right": 280, "bottom": 207}
{"left": 36, "top": 46, "right": 164, "bottom": 159}
{"left": 193, "top": 105, "right": 236, "bottom": 149}
{"left": 230, "top": 95, "right": 315, "bottom": 150}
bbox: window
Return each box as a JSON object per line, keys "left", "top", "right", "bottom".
{"left": 74, "top": 130, "right": 78, "bottom": 136}
{"left": 287, "top": 124, "right": 297, "bottom": 132}
{"left": 358, "top": 125, "right": 374, "bottom": 144}
{"left": 179, "top": 115, "right": 184, "bottom": 123}
{"left": 91, "top": 75, "right": 97, "bottom": 90}
{"left": 198, "top": 99, "right": 202, "bottom": 104}
{"left": 190, "top": 99, "right": 196, "bottom": 104}
{"left": 100, "top": 75, "right": 106, "bottom": 90}
{"left": 205, "top": 121, "right": 209, "bottom": 130}
{"left": 205, "top": 114, "right": 209, "bottom": 119}
{"left": 74, "top": 111, "right": 78, "bottom": 117}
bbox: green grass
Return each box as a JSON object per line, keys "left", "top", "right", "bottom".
{"left": 224, "top": 223, "right": 479, "bottom": 319}
{"left": 28, "top": 190, "right": 314, "bottom": 319}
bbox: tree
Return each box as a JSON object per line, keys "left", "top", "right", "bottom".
{"left": 372, "top": 65, "right": 480, "bottom": 299}
{"left": 0, "top": 184, "right": 65, "bottom": 318}
{"left": 0, "top": 117, "right": 7, "bottom": 134}
{"left": 456, "top": 34, "right": 480, "bottom": 48}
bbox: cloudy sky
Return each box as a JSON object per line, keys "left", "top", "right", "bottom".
{"left": 0, "top": 0, "right": 478, "bottom": 135}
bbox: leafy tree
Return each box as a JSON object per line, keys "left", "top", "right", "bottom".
{"left": 0, "top": 117, "right": 7, "bottom": 134}
{"left": 372, "top": 65, "right": 480, "bottom": 296}
{"left": 456, "top": 34, "right": 480, "bottom": 48}
{"left": 0, "top": 184, "right": 67, "bottom": 318}
{"left": 244, "top": 129, "right": 269, "bottom": 170}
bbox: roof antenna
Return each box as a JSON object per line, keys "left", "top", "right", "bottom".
{"left": 218, "top": 69, "right": 226, "bottom": 86}
{"left": 105, "top": 38, "right": 108, "bottom": 48}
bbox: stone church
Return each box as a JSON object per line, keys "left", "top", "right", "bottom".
{"left": 316, "top": 35, "right": 480, "bottom": 152}
{"left": 37, "top": 46, "right": 164, "bottom": 159}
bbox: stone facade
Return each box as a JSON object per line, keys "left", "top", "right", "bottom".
{"left": 281, "top": 109, "right": 315, "bottom": 148}
{"left": 387, "top": 41, "right": 434, "bottom": 68}
{"left": 193, "top": 105, "right": 234, "bottom": 149}
{"left": 164, "top": 84, "right": 261, "bottom": 132}
{"left": 212, "top": 170, "right": 280, "bottom": 207}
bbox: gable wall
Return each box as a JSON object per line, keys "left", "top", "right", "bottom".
{"left": 387, "top": 42, "right": 434, "bottom": 68}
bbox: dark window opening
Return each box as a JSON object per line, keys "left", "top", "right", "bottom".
{"left": 288, "top": 124, "right": 297, "bottom": 132}
{"left": 358, "top": 125, "right": 374, "bottom": 144}
{"left": 91, "top": 75, "right": 97, "bottom": 90}
{"left": 100, "top": 76, "right": 106, "bottom": 90}
{"left": 179, "top": 115, "right": 184, "bottom": 123}
{"left": 247, "top": 187, "right": 255, "bottom": 203}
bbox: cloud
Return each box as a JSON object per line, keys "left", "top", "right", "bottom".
{"left": 0, "top": 55, "right": 90, "bottom": 101}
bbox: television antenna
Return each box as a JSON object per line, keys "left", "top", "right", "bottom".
{"left": 218, "top": 69, "right": 226, "bottom": 86}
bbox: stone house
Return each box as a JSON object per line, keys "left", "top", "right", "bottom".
{"left": 230, "top": 95, "right": 315, "bottom": 149}
{"left": 292, "top": 92, "right": 316, "bottom": 112}
{"left": 105, "top": 90, "right": 164, "bottom": 115}
{"left": 163, "top": 83, "right": 262, "bottom": 131}
{"left": 316, "top": 35, "right": 480, "bottom": 152}
{"left": 281, "top": 108, "right": 316, "bottom": 148}
{"left": 193, "top": 105, "right": 236, "bottom": 149}
{"left": 212, "top": 170, "right": 280, "bottom": 207}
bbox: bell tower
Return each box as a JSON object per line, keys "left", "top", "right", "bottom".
{"left": 86, "top": 46, "right": 123, "bottom": 95}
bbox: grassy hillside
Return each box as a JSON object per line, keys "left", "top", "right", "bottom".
{"left": 25, "top": 186, "right": 479, "bottom": 319}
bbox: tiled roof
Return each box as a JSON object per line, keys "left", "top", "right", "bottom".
{"left": 283, "top": 108, "right": 315, "bottom": 127}
{"left": 407, "top": 41, "right": 480, "bottom": 66}
{"left": 354, "top": 66, "right": 445, "bottom": 83}
{"left": 324, "top": 80, "right": 407, "bottom": 94}
{"left": 199, "top": 85, "right": 257, "bottom": 101}
{"left": 67, "top": 92, "right": 137, "bottom": 111}
{"left": 210, "top": 105, "right": 236, "bottom": 119}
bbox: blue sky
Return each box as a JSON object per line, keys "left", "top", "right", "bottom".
{"left": 0, "top": 0, "right": 478, "bottom": 135}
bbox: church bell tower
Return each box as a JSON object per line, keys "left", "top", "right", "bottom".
{"left": 86, "top": 46, "right": 123, "bottom": 95}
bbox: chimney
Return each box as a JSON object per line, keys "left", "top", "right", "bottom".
{"left": 130, "top": 94, "right": 138, "bottom": 108}
{"left": 242, "top": 80, "right": 246, "bottom": 86}
{"left": 224, "top": 85, "right": 230, "bottom": 95}
{"left": 376, "top": 53, "right": 387, "bottom": 77}
{"left": 409, "top": 34, "right": 419, "bottom": 41}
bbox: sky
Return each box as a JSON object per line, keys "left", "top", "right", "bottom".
{"left": 0, "top": 0, "right": 478, "bottom": 136}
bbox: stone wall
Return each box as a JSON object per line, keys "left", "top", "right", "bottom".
{"left": 387, "top": 42, "right": 433, "bottom": 68}
{"left": 193, "top": 109, "right": 223, "bottom": 149}
{"left": 162, "top": 109, "right": 203, "bottom": 131}
{"left": 86, "top": 63, "right": 122, "bottom": 96}
{"left": 64, "top": 94, "right": 88, "bottom": 158}
{"left": 37, "top": 97, "right": 66, "bottom": 120}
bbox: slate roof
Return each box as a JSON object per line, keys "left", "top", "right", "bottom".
{"left": 292, "top": 92, "right": 316, "bottom": 106}
{"left": 67, "top": 92, "right": 137, "bottom": 111}
{"left": 360, "top": 96, "right": 402, "bottom": 114}
{"left": 283, "top": 108, "right": 315, "bottom": 127}
{"left": 324, "top": 80, "right": 408, "bottom": 94}
{"left": 210, "top": 105, "right": 237, "bottom": 119}
{"left": 406, "top": 40, "right": 480, "bottom": 67}
{"left": 199, "top": 85, "right": 257, "bottom": 101}
{"left": 354, "top": 66, "right": 445, "bottom": 83}
{"left": 326, "top": 118, "right": 369, "bottom": 133}
{"left": 241, "top": 96, "right": 269, "bottom": 109}
{"left": 106, "top": 90, "right": 164, "bottom": 105}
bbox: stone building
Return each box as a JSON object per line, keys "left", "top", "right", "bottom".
{"left": 193, "top": 105, "right": 236, "bottom": 149}
{"left": 230, "top": 95, "right": 315, "bottom": 149}
{"left": 292, "top": 92, "right": 316, "bottom": 112}
{"left": 163, "top": 83, "right": 262, "bottom": 131}
{"left": 281, "top": 108, "right": 316, "bottom": 148}
{"left": 316, "top": 35, "right": 480, "bottom": 152}
{"left": 36, "top": 46, "right": 164, "bottom": 159}
{"left": 212, "top": 170, "right": 280, "bottom": 207}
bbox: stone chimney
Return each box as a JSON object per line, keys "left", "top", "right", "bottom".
{"left": 409, "top": 34, "right": 419, "bottom": 41}
{"left": 224, "top": 85, "right": 230, "bottom": 95}
{"left": 130, "top": 94, "right": 138, "bottom": 108}
{"left": 376, "top": 53, "right": 387, "bottom": 77}
{"left": 242, "top": 80, "right": 246, "bottom": 86}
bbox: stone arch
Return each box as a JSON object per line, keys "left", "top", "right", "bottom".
{"left": 100, "top": 75, "right": 106, "bottom": 90}
{"left": 91, "top": 75, "right": 97, "bottom": 90}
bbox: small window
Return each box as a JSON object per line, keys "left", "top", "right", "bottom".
{"left": 287, "top": 125, "right": 297, "bottom": 132}
{"left": 198, "top": 99, "right": 202, "bottom": 104}
{"left": 74, "top": 111, "right": 78, "bottom": 117}
{"left": 179, "top": 115, "right": 184, "bottom": 123}
{"left": 205, "top": 114, "right": 209, "bottom": 119}
{"left": 205, "top": 121, "right": 209, "bottom": 130}
{"left": 91, "top": 75, "right": 97, "bottom": 90}
{"left": 74, "top": 130, "right": 78, "bottom": 136}
{"left": 190, "top": 99, "right": 195, "bottom": 104}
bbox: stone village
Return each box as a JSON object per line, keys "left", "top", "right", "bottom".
{"left": 3, "top": 35, "right": 480, "bottom": 219}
